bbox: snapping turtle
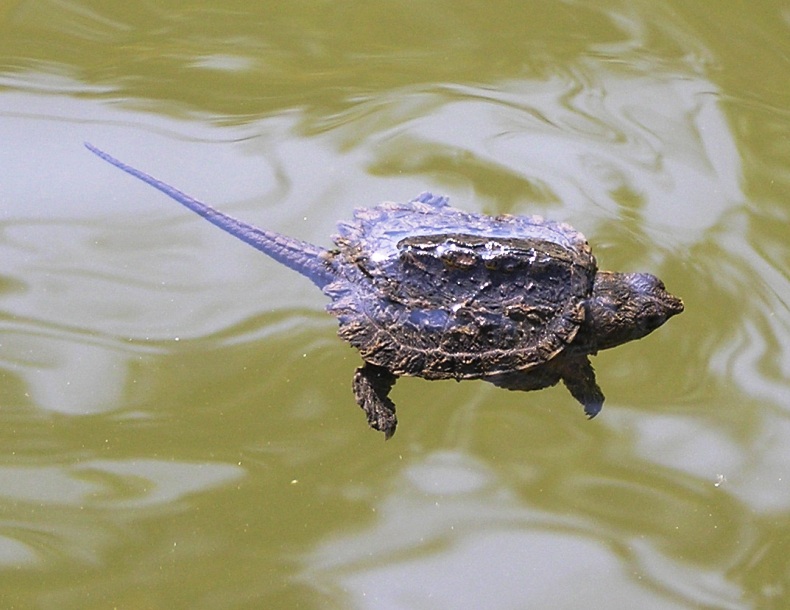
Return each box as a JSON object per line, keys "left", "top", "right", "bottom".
{"left": 86, "top": 143, "right": 684, "bottom": 438}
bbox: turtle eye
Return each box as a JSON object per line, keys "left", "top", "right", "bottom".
{"left": 630, "top": 273, "right": 663, "bottom": 295}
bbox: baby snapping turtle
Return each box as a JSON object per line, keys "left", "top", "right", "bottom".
{"left": 86, "top": 144, "right": 683, "bottom": 438}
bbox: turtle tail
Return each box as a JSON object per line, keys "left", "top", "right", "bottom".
{"left": 85, "top": 143, "right": 336, "bottom": 289}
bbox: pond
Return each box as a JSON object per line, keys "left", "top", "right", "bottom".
{"left": 1, "top": 1, "right": 789, "bottom": 608}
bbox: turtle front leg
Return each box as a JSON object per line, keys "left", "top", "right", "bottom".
{"left": 561, "top": 356, "right": 605, "bottom": 418}
{"left": 352, "top": 362, "right": 398, "bottom": 439}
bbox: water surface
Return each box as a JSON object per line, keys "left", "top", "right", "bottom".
{"left": 1, "top": 1, "right": 789, "bottom": 608}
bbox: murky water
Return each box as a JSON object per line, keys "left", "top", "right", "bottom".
{"left": 1, "top": 1, "right": 789, "bottom": 608}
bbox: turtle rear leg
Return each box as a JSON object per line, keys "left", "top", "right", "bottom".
{"left": 561, "top": 356, "right": 605, "bottom": 418}
{"left": 352, "top": 362, "right": 398, "bottom": 439}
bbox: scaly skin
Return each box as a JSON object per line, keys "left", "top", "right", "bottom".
{"left": 87, "top": 144, "right": 684, "bottom": 437}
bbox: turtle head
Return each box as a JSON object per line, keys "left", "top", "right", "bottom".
{"left": 584, "top": 271, "right": 684, "bottom": 351}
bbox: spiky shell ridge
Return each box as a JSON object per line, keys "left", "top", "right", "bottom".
{"left": 324, "top": 193, "right": 596, "bottom": 379}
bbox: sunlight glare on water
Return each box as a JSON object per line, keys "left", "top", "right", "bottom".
{"left": 0, "top": 0, "right": 789, "bottom": 608}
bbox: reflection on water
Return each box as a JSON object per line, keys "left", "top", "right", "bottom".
{"left": 1, "top": 0, "right": 790, "bottom": 607}
{"left": 3, "top": 326, "right": 132, "bottom": 414}
{"left": 0, "top": 459, "right": 243, "bottom": 569}
{"left": 301, "top": 451, "right": 742, "bottom": 608}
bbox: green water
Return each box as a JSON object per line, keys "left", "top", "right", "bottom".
{"left": 1, "top": 1, "right": 789, "bottom": 608}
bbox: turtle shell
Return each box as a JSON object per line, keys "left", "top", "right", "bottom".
{"left": 324, "top": 193, "right": 596, "bottom": 379}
